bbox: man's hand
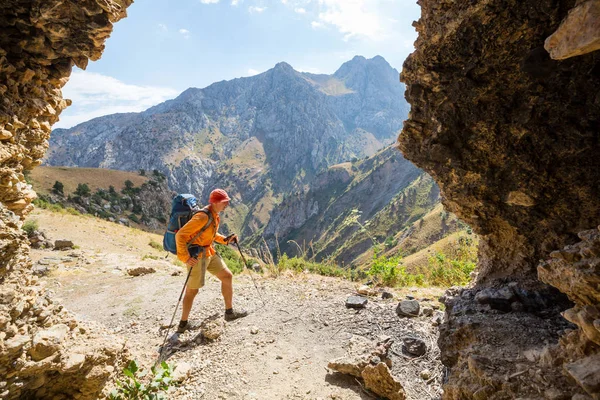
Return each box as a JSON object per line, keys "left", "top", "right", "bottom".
{"left": 225, "top": 234, "right": 238, "bottom": 245}
{"left": 186, "top": 257, "right": 198, "bottom": 268}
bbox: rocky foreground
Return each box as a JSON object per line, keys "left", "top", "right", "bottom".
{"left": 28, "top": 209, "right": 446, "bottom": 399}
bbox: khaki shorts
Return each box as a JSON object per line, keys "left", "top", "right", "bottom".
{"left": 186, "top": 254, "right": 227, "bottom": 289}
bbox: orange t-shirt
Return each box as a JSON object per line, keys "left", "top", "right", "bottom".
{"left": 175, "top": 206, "right": 227, "bottom": 262}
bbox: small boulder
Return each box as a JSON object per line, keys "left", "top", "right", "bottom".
{"left": 250, "top": 326, "right": 259, "bottom": 335}
{"left": 346, "top": 296, "right": 368, "bottom": 309}
{"left": 201, "top": 317, "right": 224, "bottom": 340}
{"left": 172, "top": 361, "right": 192, "bottom": 383}
{"left": 422, "top": 307, "right": 434, "bottom": 317}
{"left": 54, "top": 240, "right": 74, "bottom": 250}
{"left": 420, "top": 369, "right": 431, "bottom": 380}
{"left": 396, "top": 300, "right": 420, "bottom": 317}
{"left": 382, "top": 291, "right": 394, "bottom": 300}
{"left": 126, "top": 266, "right": 156, "bottom": 276}
{"left": 564, "top": 353, "right": 600, "bottom": 395}
{"left": 362, "top": 362, "right": 406, "bottom": 400}
{"left": 431, "top": 311, "right": 444, "bottom": 326}
{"left": 358, "top": 285, "right": 377, "bottom": 296}
{"left": 402, "top": 337, "right": 427, "bottom": 357}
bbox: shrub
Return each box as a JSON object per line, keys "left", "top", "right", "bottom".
{"left": 109, "top": 360, "right": 173, "bottom": 400}
{"left": 368, "top": 254, "right": 405, "bottom": 286}
{"left": 129, "top": 214, "right": 140, "bottom": 224}
{"left": 74, "top": 183, "right": 91, "bottom": 197}
{"left": 426, "top": 252, "right": 476, "bottom": 287}
{"left": 52, "top": 180, "right": 64, "bottom": 195}
{"left": 22, "top": 219, "right": 38, "bottom": 236}
{"left": 215, "top": 244, "right": 244, "bottom": 274}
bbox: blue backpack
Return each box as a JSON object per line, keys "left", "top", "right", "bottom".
{"left": 163, "top": 194, "right": 213, "bottom": 255}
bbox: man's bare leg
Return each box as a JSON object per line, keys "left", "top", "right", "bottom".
{"left": 181, "top": 287, "right": 198, "bottom": 321}
{"left": 215, "top": 268, "right": 233, "bottom": 309}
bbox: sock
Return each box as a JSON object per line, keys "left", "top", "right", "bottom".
{"left": 225, "top": 308, "right": 233, "bottom": 314}
{"left": 179, "top": 320, "right": 188, "bottom": 327}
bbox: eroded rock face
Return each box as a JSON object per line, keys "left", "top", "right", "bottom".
{"left": 400, "top": 0, "right": 600, "bottom": 398}
{"left": 0, "top": 1, "right": 132, "bottom": 398}
{"left": 400, "top": 0, "right": 600, "bottom": 283}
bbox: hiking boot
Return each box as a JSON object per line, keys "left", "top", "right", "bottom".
{"left": 176, "top": 320, "right": 201, "bottom": 333}
{"left": 224, "top": 309, "right": 248, "bottom": 322}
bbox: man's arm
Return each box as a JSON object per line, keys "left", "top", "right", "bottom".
{"left": 175, "top": 212, "right": 208, "bottom": 262}
{"left": 214, "top": 233, "right": 228, "bottom": 245}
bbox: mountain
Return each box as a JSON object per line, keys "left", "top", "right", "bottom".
{"left": 46, "top": 56, "right": 409, "bottom": 196}
{"left": 45, "top": 56, "right": 446, "bottom": 265}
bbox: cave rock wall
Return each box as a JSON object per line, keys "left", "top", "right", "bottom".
{"left": 0, "top": 1, "right": 132, "bottom": 399}
{"left": 400, "top": 0, "right": 600, "bottom": 398}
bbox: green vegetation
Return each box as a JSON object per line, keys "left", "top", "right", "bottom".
{"left": 366, "top": 233, "right": 477, "bottom": 287}
{"left": 52, "top": 180, "right": 64, "bottom": 195}
{"left": 276, "top": 254, "right": 353, "bottom": 279}
{"left": 33, "top": 197, "right": 64, "bottom": 212}
{"left": 22, "top": 219, "right": 38, "bottom": 236}
{"left": 215, "top": 243, "right": 258, "bottom": 275}
{"left": 74, "top": 183, "right": 91, "bottom": 197}
{"left": 65, "top": 207, "right": 81, "bottom": 216}
{"left": 148, "top": 240, "right": 163, "bottom": 251}
{"left": 109, "top": 360, "right": 173, "bottom": 400}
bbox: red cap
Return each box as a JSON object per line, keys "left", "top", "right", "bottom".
{"left": 209, "top": 189, "right": 231, "bottom": 204}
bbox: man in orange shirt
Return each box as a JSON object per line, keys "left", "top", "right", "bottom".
{"left": 175, "top": 188, "right": 247, "bottom": 333}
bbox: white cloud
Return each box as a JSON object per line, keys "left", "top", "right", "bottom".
{"left": 158, "top": 23, "right": 168, "bottom": 32}
{"left": 294, "top": 7, "right": 306, "bottom": 14}
{"left": 231, "top": 0, "right": 241, "bottom": 5}
{"left": 248, "top": 6, "right": 267, "bottom": 13}
{"left": 200, "top": 0, "right": 220, "bottom": 3}
{"left": 247, "top": 69, "right": 260, "bottom": 76}
{"left": 281, "top": 0, "right": 288, "bottom": 4}
{"left": 54, "top": 70, "right": 179, "bottom": 129}
{"left": 179, "top": 28, "right": 191, "bottom": 39}
{"left": 311, "top": 21, "right": 324, "bottom": 29}
{"left": 317, "top": 0, "right": 386, "bottom": 41}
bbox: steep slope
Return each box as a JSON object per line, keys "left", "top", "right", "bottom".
{"left": 257, "top": 146, "right": 452, "bottom": 266}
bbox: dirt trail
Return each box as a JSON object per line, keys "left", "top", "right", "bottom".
{"left": 28, "top": 209, "right": 445, "bottom": 399}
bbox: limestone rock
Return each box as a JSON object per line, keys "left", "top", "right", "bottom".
{"left": 328, "top": 336, "right": 393, "bottom": 378}
{"left": 565, "top": 354, "right": 600, "bottom": 396}
{"left": 201, "top": 316, "right": 225, "bottom": 340}
{"left": 29, "top": 324, "right": 69, "bottom": 361}
{"left": 172, "top": 361, "right": 192, "bottom": 383}
{"left": 361, "top": 362, "right": 406, "bottom": 400}
{"left": 545, "top": 0, "right": 600, "bottom": 60}
{"left": 0, "top": 1, "right": 133, "bottom": 398}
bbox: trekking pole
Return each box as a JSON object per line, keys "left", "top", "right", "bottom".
{"left": 155, "top": 262, "right": 194, "bottom": 367}
{"left": 234, "top": 241, "right": 267, "bottom": 307}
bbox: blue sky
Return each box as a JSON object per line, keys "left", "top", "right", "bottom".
{"left": 56, "top": 0, "right": 420, "bottom": 129}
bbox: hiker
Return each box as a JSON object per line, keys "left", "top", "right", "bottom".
{"left": 174, "top": 188, "right": 247, "bottom": 333}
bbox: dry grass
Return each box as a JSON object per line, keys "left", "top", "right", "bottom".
{"left": 402, "top": 231, "right": 478, "bottom": 270}
{"left": 30, "top": 166, "right": 148, "bottom": 196}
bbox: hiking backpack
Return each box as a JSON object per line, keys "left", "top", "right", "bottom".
{"left": 163, "top": 194, "right": 213, "bottom": 255}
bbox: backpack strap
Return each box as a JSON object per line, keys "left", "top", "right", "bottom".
{"left": 186, "top": 208, "right": 214, "bottom": 249}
